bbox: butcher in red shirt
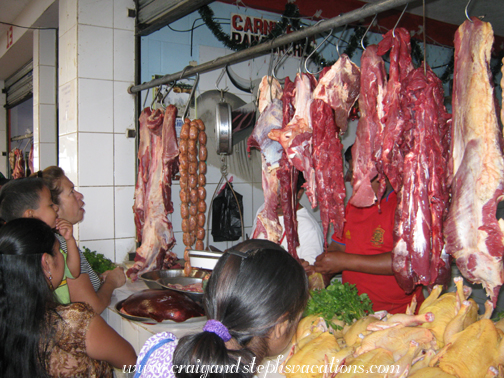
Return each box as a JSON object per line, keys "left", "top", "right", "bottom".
{"left": 312, "top": 146, "right": 423, "bottom": 314}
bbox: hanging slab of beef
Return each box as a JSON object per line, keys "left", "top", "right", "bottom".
{"left": 269, "top": 73, "right": 318, "bottom": 208}
{"left": 120, "top": 289, "right": 204, "bottom": 323}
{"left": 378, "top": 28, "right": 414, "bottom": 195}
{"left": 248, "top": 76, "right": 284, "bottom": 243}
{"left": 128, "top": 105, "right": 179, "bottom": 280}
{"left": 350, "top": 45, "right": 387, "bottom": 208}
{"left": 444, "top": 17, "right": 504, "bottom": 305}
{"left": 311, "top": 55, "right": 360, "bottom": 241}
{"left": 392, "top": 66, "right": 452, "bottom": 293}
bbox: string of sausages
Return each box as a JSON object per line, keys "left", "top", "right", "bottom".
{"left": 180, "top": 119, "right": 207, "bottom": 276}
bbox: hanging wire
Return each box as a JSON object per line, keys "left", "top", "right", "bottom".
{"left": 273, "top": 43, "right": 294, "bottom": 81}
{"left": 465, "top": 0, "right": 474, "bottom": 23}
{"left": 304, "top": 29, "right": 334, "bottom": 75}
{"left": 298, "top": 37, "right": 310, "bottom": 74}
{"left": 392, "top": 4, "right": 408, "bottom": 38}
{"left": 361, "top": 14, "right": 378, "bottom": 50}
{"left": 336, "top": 23, "right": 348, "bottom": 59}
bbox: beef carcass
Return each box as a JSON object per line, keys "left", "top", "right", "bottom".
{"left": 311, "top": 56, "right": 360, "bottom": 241}
{"left": 9, "top": 148, "right": 25, "bottom": 179}
{"left": 392, "top": 66, "right": 452, "bottom": 293}
{"left": 127, "top": 105, "right": 179, "bottom": 280}
{"left": 269, "top": 73, "right": 318, "bottom": 208}
{"left": 277, "top": 76, "right": 300, "bottom": 257}
{"left": 350, "top": 46, "right": 387, "bottom": 208}
{"left": 378, "top": 28, "right": 414, "bottom": 193}
{"left": 248, "top": 77, "right": 284, "bottom": 243}
{"left": 444, "top": 18, "right": 504, "bottom": 305}
{"left": 120, "top": 289, "right": 204, "bottom": 323}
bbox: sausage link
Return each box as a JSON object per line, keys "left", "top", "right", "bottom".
{"left": 197, "top": 200, "right": 206, "bottom": 213}
{"left": 184, "top": 247, "right": 191, "bottom": 262}
{"left": 198, "top": 131, "right": 207, "bottom": 145}
{"left": 195, "top": 240, "right": 205, "bottom": 251}
{"left": 196, "top": 119, "right": 205, "bottom": 131}
{"left": 188, "top": 139, "right": 197, "bottom": 154}
{"left": 179, "top": 139, "right": 188, "bottom": 155}
{"left": 197, "top": 213, "right": 206, "bottom": 227}
{"left": 189, "top": 203, "right": 198, "bottom": 216}
{"left": 188, "top": 152, "right": 198, "bottom": 163}
{"left": 181, "top": 123, "right": 190, "bottom": 140}
{"left": 180, "top": 175, "right": 188, "bottom": 189}
{"left": 196, "top": 227, "right": 205, "bottom": 240}
{"left": 181, "top": 218, "right": 189, "bottom": 233}
{"left": 189, "top": 174, "right": 197, "bottom": 189}
{"left": 198, "top": 162, "right": 207, "bottom": 175}
{"left": 181, "top": 203, "right": 189, "bottom": 219}
{"left": 179, "top": 189, "right": 188, "bottom": 203}
{"left": 190, "top": 188, "right": 198, "bottom": 204}
{"left": 189, "top": 215, "right": 197, "bottom": 231}
{"left": 198, "top": 145, "right": 207, "bottom": 161}
{"left": 198, "top": 174, "right": 206, "bottom": 187}
{"left": 179, "top": 158, "right": 188, "bottom": 171}
{"left": 183, "top": 232, "right": 193, "bottom": 247}
{"left": 184, "top": 261, "right": 192, "bottom": 276}
{"left": 189, "top": 125, "right": 199, "bottom": 140}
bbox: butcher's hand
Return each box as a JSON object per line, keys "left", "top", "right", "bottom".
{"left": 313, "top": 251, "right": 345, "bottom": 275}
{"left": 299, "top": 258, "right": 315, "bottom": 275}
{"left": 56, "top": 218, "right": 75, "bottom": 242}
{"left": 101, "top": 266, "right": 126, "bottom": 289}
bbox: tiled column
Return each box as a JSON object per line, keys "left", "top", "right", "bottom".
{"left": 58, "top": 0, "right": 136, "bottom": 262}
{"left": 33, "top": 29, "right": 57, "bottom": 170}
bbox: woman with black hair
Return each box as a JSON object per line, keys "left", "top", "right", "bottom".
{"left": 0, "top": 218, "right": 136, "bottom": 378}
{"left": 134, "top": 239, "right": 309, "bottom": 378}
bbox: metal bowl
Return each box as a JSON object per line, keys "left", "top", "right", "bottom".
{"left": 157, "top": 276, "right": 204, "bottom": 303}
{"left": 139, "top": 269, "right": 207, "bottom": 290}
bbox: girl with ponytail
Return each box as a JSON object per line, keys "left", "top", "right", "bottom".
{"left": 135, "top": 239, "right": 309, "bottom": 378}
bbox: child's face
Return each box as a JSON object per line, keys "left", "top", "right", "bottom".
{"left": 32, "top": 186, "right": 59, "bottom": 228}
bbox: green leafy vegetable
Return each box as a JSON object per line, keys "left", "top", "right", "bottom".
{"left": 304, "top": 280, "right": 373, "bottom": 330}
{"left": 82, "top": 247, "right": 116, "bottom": 275}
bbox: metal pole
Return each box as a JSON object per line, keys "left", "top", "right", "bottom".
{"left": 128, "top": 0, "right": 415, "bottom": 94}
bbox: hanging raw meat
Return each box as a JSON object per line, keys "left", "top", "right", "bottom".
{"left": 248, "top": 76, "right": 284, "bottom": 244}
{"left": 9, "top": 148, "right": 25, "bottom": 179}
{"left": 392, "top": 66, "right": 452, "bottom": 293}
{"left": 378, "top": 28, "right": 414, "bottom": 194}
{"left": 277, "top": 76, "right": 300, "bottom": 258}
{"left": 127, "top": 105, "right": 179, "bottom": 280}
{"left": 28, "top": 143, "right": 34, "bottom": 176}
{"left": 444, "top": 18, "right": 504, "bottom": 305}
{"left": 349, "top": 45, "right": 387, "bottom": 208}
{"left": 311, "top": 55, "right": 360, "bottom": 241}
{"left": 269, "top": 73, "right": 318, "bottom": 208}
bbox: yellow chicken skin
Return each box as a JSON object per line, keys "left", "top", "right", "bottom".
{"left": 431, "top": 319, "right": 500, "bottom": 378}
{"left": 408, "top": 367, "right": 457, "bottom": 377}
{"left": 335, "top": 347, "right": 396, "bottom": 377}
{"left": 283, "top": 332, "right": 341, "bottom": 378}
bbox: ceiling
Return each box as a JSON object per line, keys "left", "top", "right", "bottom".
{"left": 0, "top": 0, "right": 502, "bottom": 80}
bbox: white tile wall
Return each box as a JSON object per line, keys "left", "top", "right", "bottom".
{"left": 59, "top": 25, "right": 77, "bottom": 86}
{"left": 113, "top": 0, "right": 135, "bottom": 31}
{"left": 59, "top": 0, "right": 78, "bottom": 37}
{"left": 114, "top": 29, "right": 135, "bottom": 82}
{"left": 58, "top": 133, "right": 78, "bottom": 183}
{"left": 59, "top": 79, "right": 78, "bottom": 135}
{"left": 78, "top": 132, "right": 114, "bottom": 186}
{"left": 80, "top": 186, "right": 115, "bottom": 240}
{"left": 39, "top": 105, "right": 56, "bottom": 143}
{"left": 113, "top": 133, "right": 135, "bottom": 186}
{"left": 78, "top": 79, "right": 114, "bottom": 132}
{"left": 114, "top": 185, "right": 135, "bottom": 238}
{"left": 78, "top": 0, "right": 113, "bottom": 28}
{"left": 79, "top": 239, "right": 115, "bottom": 263}
{"left": 78, "top": 25, "right": 113, "bottom": 80}
{"left": 39, "top": 29, "right": 57, "bottom": 66}
{"left": 113, "top": 81, "right": 135, "bottom": 133}
{"left": 39, "top": 66, "right": 56, "bottom": 104}
{"left": 39, "top": 143, "right": 57, "bottom": 168}
{"left": 115, "top": 237, "right": 136, "bottom": 263}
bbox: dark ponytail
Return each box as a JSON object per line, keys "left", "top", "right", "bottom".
{"left": 174, "top": 239, "right": 309, "bottom": 378}
{"left": 0, "top": 218, "right": 58, "bottom": 378}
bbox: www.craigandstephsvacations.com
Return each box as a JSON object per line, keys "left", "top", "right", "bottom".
{"left": 122, "top": 356, "right": 401, "bottom": 377}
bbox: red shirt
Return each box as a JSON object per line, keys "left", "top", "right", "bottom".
{"left": 332, "top": 192, "right": 423, "bottom": 314}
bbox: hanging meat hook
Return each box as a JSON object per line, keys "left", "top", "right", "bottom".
{"left": 182, "top": 73, "right": 199, "bottom": 120}
{"left": 392, "top": 4, "right": 408, "bottom": 37}
{"left": 360, "top": 14, "right": 378, "bottom": 50}
{"left": 215, "top": 67, "right": 229, "bottom": 92}
{"left": 272, "top": 43, "right": 294, "bottom": 82}
{"left": 142, "top": 87, "right": 150, "bottom": 109}
{"left": 465, "top": 0, "right": 474, "bottom": 23}
{"left": 298, "top": 37, "right": 310, "bottom": 74}
{"left": 335, "top": 23, "right": 349, "bottom": 59}
{"left": 304, "top": 28, "right": 334, "bottom": 75}
{"left": 150, "top": 85, "right": 164, "bottom": 109}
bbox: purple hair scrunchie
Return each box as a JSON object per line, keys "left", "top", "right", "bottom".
{"left": 203, "top": 319, "right": 232, "bottom": 342}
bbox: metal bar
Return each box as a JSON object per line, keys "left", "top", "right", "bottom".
{"left": 11, "top": 132, "right": 33, "bottom": 142}
{"left": 128, "top": 0, "right": 415, "bottom": 94}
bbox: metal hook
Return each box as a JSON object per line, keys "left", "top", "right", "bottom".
{"left": 336, "top": 23, "right": 348, "bottom": 58}
{"left": 298, "top": 37, "right": 310, "bottom": 74}
{"left": 142, "top": 87, "right": 150, "bottom": 109}
{"left": 361, "top": 14, "right": 378, "bottom": 50}
{"left": 273, "top": 44, "right": 294, "bottom": 81}
{"left": 305, "top": 29, "right": 334, "bottom": 75}
{"left": 392, "top": 4, "right": 408, "bottom": 38}
{"left": 161, "top": 81, "right": 177, "bottom": 105}
{"left": 182, "top": 73, "right": 199, "bottom": 120}
{"left": 150, "top": 86, "right": 163, "bottom": 109}
{"left": 179, "top": 65, "right": 190, "bottom": 80}
{"left": 465, "top": 0, "right": 474, "bottom": 22}
{"left": 215, "top": 67, "right": 228, "bottom": 91}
